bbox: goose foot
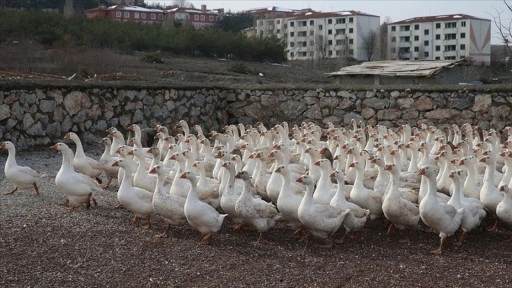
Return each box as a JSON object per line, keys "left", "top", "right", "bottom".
{"left": 298, "top": 232, "right": 310, "bottom": 242}
{"left": 200, "top": 233, "right": 212, "bottom": 245}
{"left": 335, "top": 234, "right": 347, "bottom": 245}
{"left": 114, "top": 204, "right": 124, "bottom": 209}
{"left": 252, "top": 233, "right": 263, "bottom": 246}
{"left": 454, "top": 232, "right": 466, "bottom": 246}
{"left": 486, "top": 219, "right": 498, "bottom": 233}
{"left": 430, "top": 237, "right": 445, "bottom": 255}
{"left": 399, "top": 236, "right": 411, "bottom": 245}
{"left": 232, "top": 223, "right": 244, "bottom": 231}
{"left": 4, "top": 187, "right": 18, "bottom": 195}
{"left": 322, "top": 237, "right": 335, "bottom": 248}
{"left": 292, "top": 227, "right": 304, "bottom": 238}
{"left": 154, "top": 225, "right": 171, "bottom": 238}
{"left": 387, "top": 224, "right": 396, "bottom": 234}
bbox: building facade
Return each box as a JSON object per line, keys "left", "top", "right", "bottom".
{"left": 388, "top": 14, "right": 491, "bottom": 65}
{"left": 252, "top": 8, "right": 380, "bottom": 61}
{"left": 165, "top": 5, "right": 221, "bottom": 29}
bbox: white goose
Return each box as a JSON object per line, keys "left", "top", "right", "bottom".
{"left": 447, "top": 169, "right": 486, "bottom": 245}
{"left": 418, "top": 165, "right": 464, "bottom": 254}
{"left": 382, "top": 163, "right": 420, "bottom": 241}
{"left": 180, "top": 171, "right": 228, "bottom": 245}
{"left": 148, "top": 165, "right": 186, "bottom": 238}
{"left": 113, "top": 159, "right": 153, "bottom": 228}
{"left": 329, "top": 170, "right": 370, "bottom": 243}
{"left": 1, "top": 141, "right": 45, "bottom": 196}
{"left": 497, "top": 186, "right": 512, "bottom": 239}
{"left": 98, "top": 137, "right": 119, "bottom": 188}
{"left": 235, "top": 171, "right": 281, "bottom": 245}
{"left": 312, "top": 159, "right": 336, "bottom": 205}
{"left": 275, "top": 165, "right": 305, "bottom": 234}
{"left": 479, "top": 152, "right": 504, "bottom": 231}
{"left": 64, "top": 132, "right": 103, "bottom": 183}
{"left": 297, "top": 175, "right": 350, "bottom": 247}
{"left": 51, "top": 143, "right": 102, "bottom": 212}
{"left": 348, "top": 160, "right": 383, "bottom": 220}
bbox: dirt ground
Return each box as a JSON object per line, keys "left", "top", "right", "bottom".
{"left": 1, "top": 147, "right": 512, "bottom": 288}
{"left": 2, "top": 43, "right": 512, "bottom": 287}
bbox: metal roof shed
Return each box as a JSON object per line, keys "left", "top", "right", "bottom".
{"left": 327, "top": 60, "right": 467, "bottom": 86}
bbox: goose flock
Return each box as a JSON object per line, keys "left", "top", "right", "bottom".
{"left": 2, "top": 120, "right": 512, "bottom": 253}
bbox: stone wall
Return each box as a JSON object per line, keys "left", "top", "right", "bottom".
{"left": 1, "top": 82, "right": 512, "bottom": 149}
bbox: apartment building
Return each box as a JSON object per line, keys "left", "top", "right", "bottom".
{"left": 388, "top": 14, "right": 491, "bottom": 65}
{"left": 253, "top": 9, "right": 380, "bottom": 61}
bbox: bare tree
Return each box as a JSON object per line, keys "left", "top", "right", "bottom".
{"left": 173, "top": 0, "right": 193, "bottom": 8}
{"left": 361, "top": 30, "right": 378, "bottom": 61}
{"left": 378, "top": 17, "right": 391, "bottom": 60}
{"left": 64, "top": 0, "right": 74, "bottom": 18}
{"left": 492, "top": 1, "right": 512, "bottom": 54}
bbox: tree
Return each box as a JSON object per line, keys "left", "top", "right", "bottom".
{"left": 173, "top": 0, "right": 193, "bottom": 8}
{"left": 378, "top": 17, "right": 391, "bottom": 60}
{"left": 218, "top": 12, "right": 254, "bottom": 33}
{"left": 361, "top": 29, "right": 378, "bottom": 61}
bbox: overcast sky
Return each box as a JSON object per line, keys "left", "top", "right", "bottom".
{"left": 146, "top": 0, "right": 509, "bottom": 43}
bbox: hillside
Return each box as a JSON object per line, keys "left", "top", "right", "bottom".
{"left": 0, "top": 41, "right": 338, "bottom": 85}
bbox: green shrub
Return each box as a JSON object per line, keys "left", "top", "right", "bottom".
{"left": 140, "top": 53, "right": 163, "bottom": 64}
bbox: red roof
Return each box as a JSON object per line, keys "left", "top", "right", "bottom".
{"left": 391, "top": 14, "right": 489, "bottom": 24}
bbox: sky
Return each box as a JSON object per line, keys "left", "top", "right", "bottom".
{"left": 146, "top": 0, "right": 510, "bottom": 43}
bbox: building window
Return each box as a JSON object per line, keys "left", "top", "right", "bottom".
{"left": 310, "top": 20, "right": 314, "bottom": 25}
{"left": 414, "top": 46, "right": 419, "bottom": 52}
{"left": 200, "top": 15, "right": 205, "bottom": 21}
{"left": 328, "top": 29, "right": 332, "bottom": 35}
{"left": 309, "top": 31, "right": 314, "bottom": 36}
{"left": 124, "top": 11, "right": 129, "bottom": 18}
{"left": 116, "top": 11, "right": 121, "bottom": 18}
{"left": 391, "top": 26, "right": 396, "bottom": 31}
{"left": 391, "top": 36, "right": 396, "bottom": 42}
{"left": 460, "top": 44, "right": 466, "bottom": 50}
{"left": 158, "top": 14, "right": 163, "bottom": 20}
{"left": 435, "top": 23, "right": 441, "bottom": 29}
{"left": 414, "top": 35, "right": 419, "bottom": 41}
{"left": 328, "top": 19, "right": 332, "bottom": 24}
{"left": 302, "top": 41, "right": 307, "bottom": 47}
{"left": 318, "top": 25, "right": 323, "bottom": 30}
{"left": 391, "top": 47, "right": 396, "bottom": 53}
{"left": 424, "top": 29, "right": 429, "bottom": 35}
{"left": 414, "top": 24, "right": 419, "bottom": 30}
{"left": 290, "top": 21, "right": 294, "bottom": 27}
{"left": 424, "top": 51, "right": 429, "bottom": 57}
{"left": 445, "top": 56, "right": 456, "bottom": 60}
{"left": 290, "top": 31, "right": 294, "bottom": 37}
{"left": 461, "top": 21, "right": 466, "bottom": 27}
{"left": 301, "top": 52, "right": 307, "bottom": 57}
{"left": 276, "top": 19, "right": 280, "bottom": 24}
{"left": 349, "top": 28, "right": 353, "bottom": 33}
{"left": 134, "top": 12, "right": 139, "bottom": 19}
{"left": 445, "top": 22, "right": 456, "bottom": 28}
{"left": 349, "top": 49, "right": 353, "bottom": 55}
{"left": 151, "top": 13, "right": 156, "bottom": 20}
{"left": 435, "top": 34, "right": 440, "bottom": 40}
{"left": 276, "top": 29, "right": 280, "bottom": 33}
{"left": 209, "top": 16, "right": 214, "bottom": 21}
{"left": 444, "top": 33, "right": 456, "bottom": 40}
{"left": 328, "top": 40, "right": 333, "bottom": 45}
{"left": 400, "top": 25, "right": 410, "bottom": 31}
{"left": 400, "top": 36, "right": 410, "bottom": 42}
{"left": 336, "top": 39, "right": 342, "bottom": 45}
{"left": 290, "top": 52, "right": 294, "bottom": 58}
{"left": 435, "top": 45, "right": 440, "bottom": 51}
{"left": 336, "top": 18, "right": 345, "bottom": 24}
{"left": 141, "top": 13, "right": 146, "bottom": 19}
{"left": 460, "top": 32, "right": 466, "bottom": 39}
{"left": 444, "top": 45, "right": 456, "bottom": 51}
{"left": 301, "top": 21, "right": 307, "bottom": 26}
{"left": 349, "top": 38, "right": 353, "bottom": 44}
{"left": 309, "top": 51, "right": 314, "bottom": 56}
{"left": 336, "top": 29, "right": 345, "bottom": 35}
{"left": 435, "top": 56, "right": 440, "bottom": 60}
{"left": 298, "top": 31, "right": 306, "bottom": 37}
{"left": 424, "top": 40, "right": 429, "bottom": 46}
{"left": 328, "top": 50, "right": 333, "bottom": 56}
{"left": 290, "top": 42, "right": 295, "bottom": 47}
{"left": 194, "top": 15, "right": 199, "bottom": 20}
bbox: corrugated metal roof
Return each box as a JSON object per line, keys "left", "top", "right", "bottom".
{"left": 327, "top": 60, "right": 465, "bottom": 77}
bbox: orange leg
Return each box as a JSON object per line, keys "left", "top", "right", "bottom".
{"left": 322, "top": 236, "right": 335, "bottom": 248}
{"left": 335, "top": 233, "right": 347, "bottom": 245}
{"left": 200, "top": 233, "right": 212, "bottom": 245}
{"left": 68, "top": 205, "right": 77, "bottom": 213}
{"left": 232, "top": 223, "right": 244, "bottom": 231}
{"left": 252, "top": 232, "right": 264, "bottom": 246}
{"left": 430, "top": 237, "right": 445, "bottom": 255}
{"left": 142, "top": 216, "right": 151, "bottom": 229}
{"left": 486, "top": 218, "right": 499, "bottom": 233}
{"left": 33, "top": 183, "right": 40, "bottom": 196}
{"left": 387, "top": 223, "right": 396, "bottom": 234}
{"left": 132, "top": 216, "right": 140, "bottom": 225}
{"left": 454, "top": 231, "right": 466, "bottom": 246}
{"left": 4, "top": 187, "right": 18, "bottom": 195}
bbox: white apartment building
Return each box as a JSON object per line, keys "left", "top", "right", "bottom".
{"left": 254, "top": 9, "right": 380, "bottom": 61}
{"left": 388, "top": 14, "right": 491, "bottom": 65}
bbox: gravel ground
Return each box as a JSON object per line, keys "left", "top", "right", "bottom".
{"left": 2, "top": 145, "right": 512, "bottom": 288}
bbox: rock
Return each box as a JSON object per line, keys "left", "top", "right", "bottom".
{"left": 472, "top": 94, "right": 492, "bottom": 111}
{"left": 425, "top": 108, "right": 459, "bottom": 119}
{"left": 449, "top": 98, "right": 471, "bottom": 110}
{"left": 0, "top": 104, "right": 10, "bottom": 121}
{"left": 376, "top": 109, "right": 402, "bottom": 120}
{"left": 413, "top": 95, "right": 433, "bottom": 111}
{"left": 281, "top": 101, "right": 307, "bottom": 119}
{"left": 63, "top": 91, "right": 83, "bottom": 116}
{"left": 39, "top": 100, "right": 56, "bottom": 113}
{"left": 397, "top": 98, "right": 414, "bottom": 109}
{"left": 361, "top": 107, "right": 375, "bottom": 119}
{"left": 23, "top": 113, "right": 35, "bottom": 130}
{"left": 362, "top": 98, "right": 389, "bottom": 110}
{"left": 303, "top": 104, "right": 322, "bottom": 120}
